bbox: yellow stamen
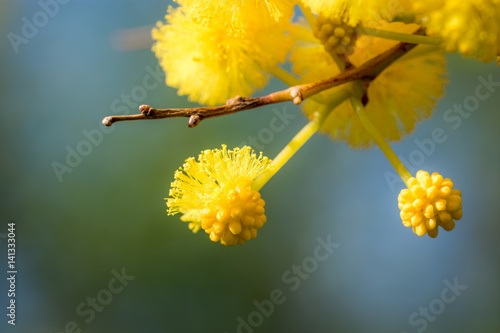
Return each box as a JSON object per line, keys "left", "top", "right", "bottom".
{"left": 167, "top": 145, "right": 272, "bottom": 246}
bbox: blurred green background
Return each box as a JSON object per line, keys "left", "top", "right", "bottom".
{"left": 1, "top": 1, "right": 500, "bottom": 332}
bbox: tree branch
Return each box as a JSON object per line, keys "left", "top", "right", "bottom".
{"left": 102, "top": 30, "right": 422, "bottom": 128}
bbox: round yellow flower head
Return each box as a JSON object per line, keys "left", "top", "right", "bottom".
{"left": 413, "top": 0, "right": 500, "bottom": 62}
{"left": 301, "top": 0, "right": 412, "bottom": 26}
{"left": 176, "top": 0, "right": 295, "bottom": 34}
{"left": 152, "top": 6, "right": 292, "bottom": 106}
{"left": 313, "top": 14, "right": 358, "bottom": 55}
{"left": 398, "top": 170, "right": 463, "bottom": 238}
{"left": 167, "top": 145, "right": 272, "bottom": 246}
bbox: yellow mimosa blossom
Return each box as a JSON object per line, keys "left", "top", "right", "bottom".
{"left": 348, "top": 98, "right": 465, "bottom": 239}
{"left": 413, "top": 0, "right": 500, "bottom": 61}
{"left": 152, "top": 6, "right": 292, "bottom": 106}
{"left": 176, "top": 0, "right": 295, "bottom": 34}
{"left": 291, "top": 22, "right": 448, "bottom": 148}
{"left": 398, "top": 171, "right": 463, "bottom": 238}
{"left": 167, "top": 145, "right": 272, "bottom": 246}
{"left": 301, "top": 0, "right": 412, "bottom": 26}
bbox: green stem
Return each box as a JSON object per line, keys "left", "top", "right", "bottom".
{"left": 252, "top": 88, "right": 351, "bottom": 191}
{"left": 356, "top": 27, "right": 443, "bottom": 46}
{"left": 327, "top": 52, "right": 347, "bottom": 72}
{"left": 252, "top": 116, "right": 319, "bottom": 191}
{"left": 350, "top": 97, "right": 412, "bottom": 184}
{"left": 268, "top": 66, "right": 300, "bottom": 87}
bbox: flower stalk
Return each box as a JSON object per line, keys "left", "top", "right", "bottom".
{"left": 350, "top": 96, "right": 412, "bottom": 184}
{"left": 253, "top": 88, "right": 351, "bottom": 190}
{"left": 356, "top": 27, "right": 443, "bottom": 46}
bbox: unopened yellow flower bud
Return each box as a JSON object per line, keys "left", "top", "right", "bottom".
{"left": 313, "top": 14, "right": 357, "bottom": 55}
{"left": 398, "top": 170, "right": 463, "bottom": 238}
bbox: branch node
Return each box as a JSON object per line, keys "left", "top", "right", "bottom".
{"left": 290, "top": 88, "right": 303, "bottom": 105}
{"left": 139, "top": 104, "right": 152, "bottom": 115}
{"left": 188, "top": 114, "right": 201, "bottom": 128}
{"left": 227, "top": 96, "right": 244, "bottom": 105}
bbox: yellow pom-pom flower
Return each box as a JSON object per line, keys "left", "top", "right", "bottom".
{"left": 152, "top": 6, "right": 292, "bottom": 106}
{"left": 176, "top": 0, "right": 295, "bottom": 34}
{"left": 413, "top": 0, "right": 500, "bottom": 62}
{"left": 398, "top": 170, "right": 463, "bottom": 238}
{"left": 301, "top": 0, "right": 412, "bottom": 26}
{"left": 166, "top": 145, "right": 272, "bottom": 246}
{"left": 291, "top": 21, "right": 448, "bottom": 148}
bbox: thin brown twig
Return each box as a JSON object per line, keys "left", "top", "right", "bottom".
{"left": 102, "top": 30, "right": 422, "bottom": 128}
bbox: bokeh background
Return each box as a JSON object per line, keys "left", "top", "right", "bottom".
{"left": 1, "top": 1, "right": 500, "bottom": 332}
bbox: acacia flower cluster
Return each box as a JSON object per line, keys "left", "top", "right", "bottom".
{"left": 167, "top": 145, "right": 271, "bottom": 245}
{"left": 103, "top": 0, "right": 500, "bottom": 245}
